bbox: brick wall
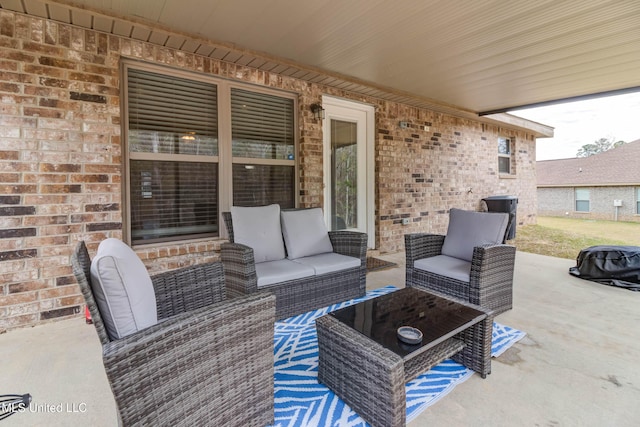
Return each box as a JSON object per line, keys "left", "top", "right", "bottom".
{"left": 373, "top": 106, "right": 537, "bottom": 252}
{"left": 0, "top": 9, "right": 538, "bottom": 330}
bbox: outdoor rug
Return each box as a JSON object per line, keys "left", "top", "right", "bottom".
{"left": 273, "top": 286, "right": 525, "bottom": 426}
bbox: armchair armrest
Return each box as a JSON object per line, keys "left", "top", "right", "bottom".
{"left": 470, "top": 244, "right": 516, "bottom": 282}
{"left": 220, "top": 242, "right": 259, "bottom": 295}
{"left": 404, "top": 233, "right": 446, "bottom": 265}
{"left": 328, "top": 231, "right": 368, "bottom": 263}
{"left": 469, "top": 244, "right": 516, "bottom": 312}
{"left": 103, "top": 291, "right": 276, "bottom": 426}
{"left": 152, "top": 261, "right": 226, "bottom": 320}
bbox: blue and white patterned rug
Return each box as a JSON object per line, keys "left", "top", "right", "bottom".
{"left": 273, "top": 286, "right": 526, "bottom": 426}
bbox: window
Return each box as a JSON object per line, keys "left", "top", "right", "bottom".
{"left": 575, "top": 188, "right": 590, "bottom": 212}
{"left": 126, "top": 68, "right": 219, "bottom": 244}
{"left": 498, "top": 137, "right": 512, "bottom": 174}
{"left": 231, "top": 88, "right": 295, "bottom": 207}
{"left": 637, "top": 188, "right": 640, "bottom": 214}
{"left": 331, "top": 119, "right": 358, "bottom": 230}
{"left": 124, "top": 63, "right": 296, "bottom": 245}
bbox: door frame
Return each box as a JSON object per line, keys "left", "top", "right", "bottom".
{"left": 321, "top": 95, "right": 375, "bottom": 248}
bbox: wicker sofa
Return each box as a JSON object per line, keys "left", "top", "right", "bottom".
{"left": 405, "top": 208, "right": 515, "bottom": 315}
{"left": 72, "top": 240, "right": 276, "bottom": 427}
{"left": 221, "top": 206, "right": 367, "bottom": 320}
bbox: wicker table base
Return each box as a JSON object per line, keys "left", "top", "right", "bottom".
{"left": 316, "top": 288, "right": 493, "bottom": 427}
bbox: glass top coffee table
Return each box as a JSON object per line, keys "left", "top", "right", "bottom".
{"left": 315, "top": 287, "right": 493, "bottom": 427}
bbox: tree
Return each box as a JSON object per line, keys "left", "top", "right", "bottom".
{"left": 576, "top": 137, "right": 625, "bottom": 157}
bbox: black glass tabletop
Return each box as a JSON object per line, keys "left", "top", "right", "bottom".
{"left": 329, "top": 287, "right": 486, "bottom": 358}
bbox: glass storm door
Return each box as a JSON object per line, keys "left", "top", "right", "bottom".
{"left": 322, "top": 97, "right": 374, "bottom": 247}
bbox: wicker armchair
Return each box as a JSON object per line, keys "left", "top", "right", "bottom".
{"left": 405, "top": 209, "right": 515, "bottom": 315}
{"left": 221, "top": 210, "right": 367, "bottom": 320}
{"left": 71, "top": 241, "right": 276, "bottom": 427}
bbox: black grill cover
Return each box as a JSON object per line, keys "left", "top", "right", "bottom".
{"left": 569, "top": 245, "right": 640, "bottom": 291}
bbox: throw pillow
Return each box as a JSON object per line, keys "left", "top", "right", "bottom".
{"left": 441, "top": 208, "right": 509, "bottom": 262}
{"left": 90, "top": 238, "right": 158, "bottom": 340}
{"left": 230, "top": 204, "right": 286, "bottom": 263}
{"left": 280, "top": 208, "right": 334, "bottom": 259}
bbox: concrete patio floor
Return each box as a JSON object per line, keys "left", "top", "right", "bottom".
{"left": 2, "top": 251, "right": 639, "bottom": 426}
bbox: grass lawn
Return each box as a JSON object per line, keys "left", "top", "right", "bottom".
{"left": 510, "top": 216, "right": 640, "bottom": 260}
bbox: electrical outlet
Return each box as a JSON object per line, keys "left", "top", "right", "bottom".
{"left": 422, "top": 125, "right": 430, "bottom": 131}
{"left": 402, "top": 218, "right": 410, "bottom": 225}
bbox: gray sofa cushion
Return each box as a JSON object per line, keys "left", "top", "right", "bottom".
{"left": 291, "top": 253, "right": 361, "bottom": 275}
{"left": 280, "top": 208, "right": 334, "bottom": 259}
{"left": 90, "top": 238, "right": 157, "bottom": 340}
{"left": 255, "top": 259, "right": 315, "bottom": 288}
{"left": 231, "top": 204, "right": 286, "bottom": 263}
{"left": 414, "top": 254, "right": 472, "bottom": 282}
{"left": 441, "top": 208, "right": 509, "bottom": 262}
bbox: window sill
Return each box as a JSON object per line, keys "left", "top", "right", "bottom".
{"left": 499, "top": 173, "right": 516, "bottom": 179}
{"left": 132, "top": 236, "right": 226, "bottom": 250}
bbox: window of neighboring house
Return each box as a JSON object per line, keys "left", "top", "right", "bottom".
{"left": 498, "top": 137, "right": 512, "bottom": 174}
{"left": 637, "top": 187, "right": 640, "bottom": 214}
{"left": 575, "top": 188, "right": 590, "bottom": 212}
{"left": 124, "top": 64, "right": 296, "bottom": 245}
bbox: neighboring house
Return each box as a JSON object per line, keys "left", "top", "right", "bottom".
{"left": 537, "top": 140, "right": 640, "bottom": 222}
{"left": 0, "top": 8, "right": 549, "bottom": 330}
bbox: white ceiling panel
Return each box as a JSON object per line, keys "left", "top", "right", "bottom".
{"left": 180, "top": 39, "right": 200, "bottom": 53}
{"left": 111, "top": 19, "right": 132, "bottom": 37}
{"left": 258, "top": 61, "right": 279, "bottom": 72}
{"left": 148, "top": 30, "right": 170, "bottom": 46}
{"left": 46, "top": 3, "right": 70, "bottom": 22}
{"left": 235, "top": 55, "right": 257, "bottom": 66}
{"left": 165, "top": 34, "right": 186, "bottom": 49}
{"left": 23, "top": 0, "right": 48, "bottom": 18}
{"left": 220, "top": 51, "right": 243, "bottom": 63}
{"left": 157, "top": 0, "right": 222, "bottom": 32}
{"left": 246, "top": 58, "right": 267, "bottom": 69}
{"left": 92, "top": 15, "right": 113, "bottom": 32}
{"left": 209, "top": 48, "right": 230, "bottom": 60}
{"left": 70, "top": 9, "right": 93, "bottom": 27}
{"left": 0, "top": 0, "right": 26, "bottom": 13}
{"left": 194, "top": 44, "right": 215, "bottom": 57}
{"left": 130, "top": 26, "right": 151, "bottom": 42}
{"left": 4, "top": 0, "right": 639, "bottom": 114}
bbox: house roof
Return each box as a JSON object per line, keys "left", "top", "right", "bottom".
{"left": 2, "top": 0, "right": 639, "bottom": 118}
{"left": 537, "top": 140, "right": 640, "bottom": 187}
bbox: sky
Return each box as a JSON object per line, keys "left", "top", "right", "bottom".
{"left": 509, "top": 91, "right": 640, "bottom": 161}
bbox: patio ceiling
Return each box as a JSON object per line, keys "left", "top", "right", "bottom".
{"left": 3, "top": 0, "right": 640, "bottom": 116}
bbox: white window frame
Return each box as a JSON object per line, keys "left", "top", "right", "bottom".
{"left": 321, "top": 95, "right": 376, "bottom": 248}
{"left": 575, "top": 188, "right": 590, "bottom": 212}
{"left": 498, "top": 136, "right": 512, "bottom": 174}
{"left": 121, "top": 60, "right": 298, "bottom": 245}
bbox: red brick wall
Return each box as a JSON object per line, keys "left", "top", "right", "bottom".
{"left": 374, "top": 106, "right": 537, "bottom": 251}
{"left": 0, "top": 9, "right": 537, "bottom": 330}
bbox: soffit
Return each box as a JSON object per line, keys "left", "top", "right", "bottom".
{"left": 4, "top": 0, "right": 638, "bottom": 133}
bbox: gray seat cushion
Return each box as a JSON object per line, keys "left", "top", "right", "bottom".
{"left": 231, "top": 204, "right": 286, "bottom": 263}
{"left": 441, "top": 208, "right": 509, "bottom": 262}
{"left": 291, "top": 253, "right": 361, "bottom": 275}
{"left": 414, "top": 254, "right": 472, "bottom": 282}
{"left": 255, "top": 259, "right": 315, "bottom": 288}
{"left": 90, "top": 238, "right": 157, "bottom": 340}
{"left": 280, "top": 208, "right": 334, "bottom": 259}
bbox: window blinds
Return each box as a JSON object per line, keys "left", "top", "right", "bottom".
{"left": 128, "top": 68, "right": 218, "bottom": 155}
{"left": 231, "top": 88, "right": 294, "bottom": 158}
{"left": 130, "top": 160, "right": 218, "bottom": 242}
